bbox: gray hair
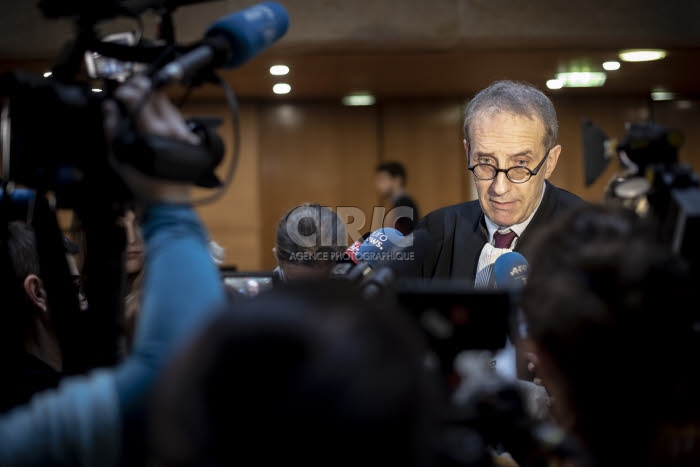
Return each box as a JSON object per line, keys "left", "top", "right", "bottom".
{"left": 275, "top": 204, "right": 347, "bottom": 266}
{"left": 7, "top": 221, "right": 40, "bottom": 281}
{"left": 463, "top": 80, "right": 558, "bottom": 153}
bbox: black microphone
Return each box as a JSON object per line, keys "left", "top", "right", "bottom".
{"left": 152, "top": 1, "right": 289, "bottom": 88}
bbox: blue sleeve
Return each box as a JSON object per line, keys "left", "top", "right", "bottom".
{"left": 0, "top": 204, "right": 226, "bottom": 466}
{"left": 114, "top": 204, "right": 227, "bottom": 412}
{"left": 0, "top": 371, "right": 120, "bottom": 467}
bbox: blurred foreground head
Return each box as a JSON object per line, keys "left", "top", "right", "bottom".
{"left": 150, "top": 281, "right": 441, "bottom": 467}
{"left": 521, "top": 204, "right": 700, "bottom": 466}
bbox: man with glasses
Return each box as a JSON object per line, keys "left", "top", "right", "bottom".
{"left": 412, "top": 80, "right": 584, "bottom": 284}
{"left": 407, "top": 80, "right": 585, "bottom": 403}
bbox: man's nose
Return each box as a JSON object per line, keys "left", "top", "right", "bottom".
{"left": 125, "top": 225, "right": 136, "bottom": 245}
{"left": 489, "top": 171, "right": 510, "bottom": 196}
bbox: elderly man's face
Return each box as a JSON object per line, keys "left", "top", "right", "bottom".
{"left": 465, "top": 111, "right": 560, "bottom": 227}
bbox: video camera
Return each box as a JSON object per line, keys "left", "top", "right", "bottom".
{"left": 1, "top": 0, "right": 289, "bottom": 207}
{"left": 582, "top": 119, "right": 700, "bottom": 269}
{"left": 0, "top": 0, "right": 288, "bottom": 372}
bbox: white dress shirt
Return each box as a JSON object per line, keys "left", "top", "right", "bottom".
{"left": 472, "top": 184, "right": 546, "bottom": 380}
{"left": 473, "top": 183, "right": 546, "bottom": 288}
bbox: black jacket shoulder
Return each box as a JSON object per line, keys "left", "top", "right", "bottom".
{"left": 411, "top": 182, "right": 586, "bottom": 279}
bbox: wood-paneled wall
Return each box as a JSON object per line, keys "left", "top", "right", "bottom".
{"left": 258, "top": 103, "right": 379, "bottom": 270}
{"left": 380, "top": 100, "right": 470, "bottom": 217}
{"left": 189, "top": 101, "right": 262, "bottom": 271}
{"left": 180, "top": 96, "right": 700, "bottom": 271}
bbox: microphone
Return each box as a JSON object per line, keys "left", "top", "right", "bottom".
{"left": 329, "top": 232, "right": 371, "bottom": 277}
{"left": 355, "top": 228, "right": 408, "bottom": 269}
{"left": 493, "top": 251, "right": 529, "bottom": 291}
{"left": 353, "top": 228, "right": 415, "bottom": 298}
{"left": 329, "top": 242, "right": 362, "bottom": 278}
{"left": 492, "top": 252, "right": 530, "bottom": 380}
{"left": 152, "top": 2, "right": 289, "bottom": 87}
{"left": 344, "top": 238, "right": 364, "bottom": 265}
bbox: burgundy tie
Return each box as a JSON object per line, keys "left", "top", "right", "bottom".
{"left": 493, "top": 229, "right": 517, "bottom": 249}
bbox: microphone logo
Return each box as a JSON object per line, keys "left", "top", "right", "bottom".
{"left": 367, "top": 231, "right": 389, "bottom": 250}
{"left": 345, "top": 239, "right": 363, "bottom": 264}
{"left": 509, "top": 264, "right": 528, "bottom": 278}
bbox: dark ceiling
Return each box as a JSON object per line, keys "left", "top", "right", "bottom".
{"left": 0, "top": 0, "right": 698, "bottom": 101}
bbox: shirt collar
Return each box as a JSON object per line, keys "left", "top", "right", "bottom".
{"left": 485, "top": 182, "right": 547, "bottom": 244}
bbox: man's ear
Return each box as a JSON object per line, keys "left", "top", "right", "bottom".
{"left": 23, "top": 274, "right": 48, "bottom": 312}
{"left": 463, "top": 138, "right": 470, "bottom": 161}
{"left": 272, "top": 247, "right": 280, "bottom": 267}
{"left": 544, "top": 144, "right": 561, "bottom": 179}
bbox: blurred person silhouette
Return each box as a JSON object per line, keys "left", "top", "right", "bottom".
{"left": 149, "top": 280, "right": 442, "bottom": 467}
{"left": 272, "top": 204, "right": 347, "bottom": 283}
{"left": 0, "top": 75, "right": 226, "bottom": 466}
{"left": 376, "top": 162, "right": 420, "bottom": 235}
{"left": 0, "top": 223, "right": 95, "bottom": 412}
{"left": 520, "top": 204, "right": 700, "bottom": 466}
{"left": 63, "top": 236, "right": 88, "bottom": 312}
{"left": 118, "top": 207, "right": 145, "bottom": 352}
{"left": 1, "top": 222, "right": 64, "bottom": 411}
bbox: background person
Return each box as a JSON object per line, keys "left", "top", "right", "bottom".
{"left": 272, "top": 203, "right": 347, "bottom": 282}
{"left": 375, "top": 161, "right": 420, "bottom": 235}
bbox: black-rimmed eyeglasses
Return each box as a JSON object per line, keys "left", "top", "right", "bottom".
{"left": 466, "top": 148, "right": 552, "bottom": 183}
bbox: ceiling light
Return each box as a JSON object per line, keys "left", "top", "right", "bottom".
{"left": 269, "top": 65, "right": 289, "bottom": 76}
{"left": 618, "top": 49, "right": 667, "bottom": 62}
{"left": 272, "top": 83, "right": 291, "bottom": 95}
{"left": 546, "top": 79, "right": 564, "bottom": 90}
{"left": 43, "top": 71, "right": 52, "bottom": 78}
{"left": 651, "top": 90, "right": 675, "bottom": 101}
{"left": 556, "top": 71, "right": 606, "bottom": 88}
{"left": 602, "top": 61, "right": 621, "bottom": 71}
{"left": 341, "top": 92, "right": 376, "bottom": 106}
{"left": 91, "top": 88, "right": 103, "bottom": 93}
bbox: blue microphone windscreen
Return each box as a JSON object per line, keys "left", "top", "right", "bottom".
{"left": 493, "top": 251, "right": 529, "bottom": 290}
{"left": 206, "top": 2, "right": 289, "bottom": 68}
{"left": 356, "top": 228, "right": 406, "bottom": 268}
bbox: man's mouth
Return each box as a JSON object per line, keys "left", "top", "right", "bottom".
{"left": 490, "top": 199, "right": 515, "bottom": 208}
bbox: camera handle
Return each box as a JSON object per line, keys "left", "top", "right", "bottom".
{"left": 112, "top": 117, "right": 225, "bottom": 187}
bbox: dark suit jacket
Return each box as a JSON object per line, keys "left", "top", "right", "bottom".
{"left": 392, "top": 194, "right": 419, "bottom": 236}
{"left": 412, "top": 181, "right": 586, "bottom": 280}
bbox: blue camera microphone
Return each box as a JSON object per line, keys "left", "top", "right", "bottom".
{"left": 152, "top": 2, "right": 289, "bottom": 87}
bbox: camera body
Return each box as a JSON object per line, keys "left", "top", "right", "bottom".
{"left": 583, "top": 120, "right": 700, "bottom": 269}
{"left": 0, "top": 0, "right": 226, "bottom": 208}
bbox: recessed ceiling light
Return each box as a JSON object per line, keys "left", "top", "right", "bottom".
{"left": 273, "top": 83, "right": 291, "bottom": 95}
{"left": 546, "top": 79, "right": 564, "bottom": 90}
{"left": 342, "top": 92, "right": 376, "bottom": 106}
{"left": 556, "top": 71, "right": 606, "bottom": 88}
{"left": 91, "top": 88, "right": 103, "bottom": 93}
{"left": 618, "top": 49, "right": 667, "bottom": 62}
{"left": 651, "top": 90, "right": 675, "bottom": 101}
{"left": 602, "top": 61, "right": 621, "bottom": 71}
{"left": 269, "top": 65, "right": 289, "bottom": 76}
{"left": 43, "top": 71, "right": 52, "bottom": 78}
